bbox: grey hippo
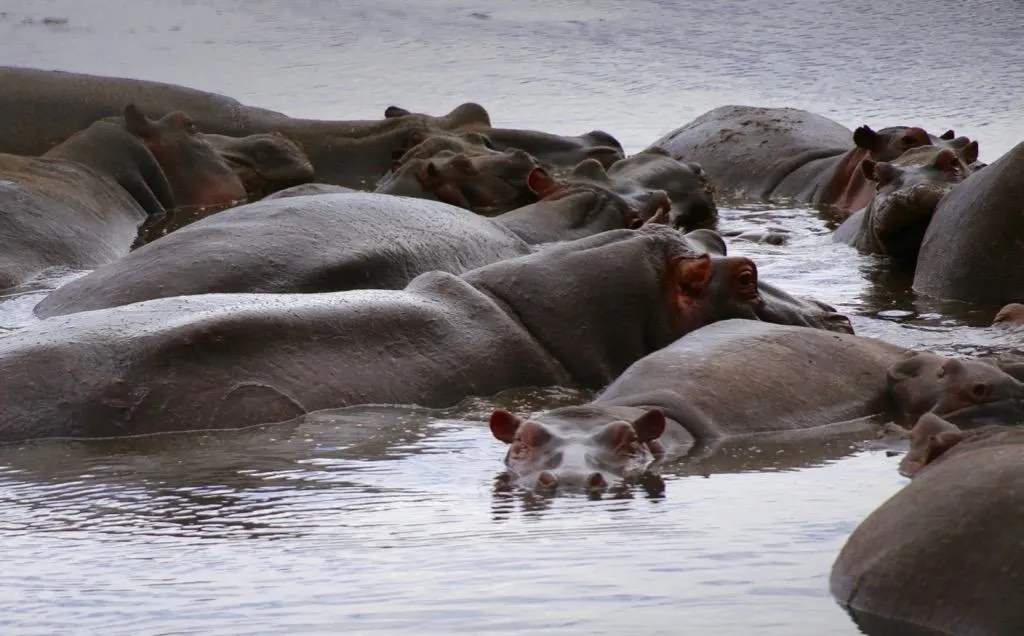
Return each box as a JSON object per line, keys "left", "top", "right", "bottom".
{"left": 487, "top": 320, "right": 1024, "bottom": 489}
{"left": 649, "top": 105, "right": 967, "bottom": 218}
{"left": 0, "top": 65, "right": 492, "bottom": 189}
{"left": 914, "top": 138, "right": 1024, "bottom": 304}
{"left": 831, "top": 413, "right": 1024, "bottom": 636}
{"left": 5, "top": 225, "right": 767, "bottom": 441}
{"left": 0, "top": 105, "right": 246, "bottom": 290}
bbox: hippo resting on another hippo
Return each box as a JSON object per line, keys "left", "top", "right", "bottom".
{"left": 831, "top": 414, "right": 1024, "bottom": 636}
{"left": 0, "top": 105, "right": 245, "bottom": 290}
{"left": 914, "top": 139, "right": 1024, "bottom": 304}
{"left": 0, "top": 66, "right": 492, "bottom": 189}
{"left": 833, "top": 145, "right": 976, "bottom": 261}
{"left": 650, "top": 105, "right": 971, "bottom": 217}
{"left": 487, "top": 320, "right": 1024, "bottom": 489}
{"left": 205, "top": 132, "right": 315, "bottom": 201}
{"left": 4, "top": 225, "right": 774, "bottom": 441}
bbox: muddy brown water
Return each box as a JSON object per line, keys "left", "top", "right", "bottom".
{"left": 1, "top": 1, "right": 1022, "bottom": 634}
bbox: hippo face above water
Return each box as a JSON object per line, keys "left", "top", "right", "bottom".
{"left": 490, "top": 407, "right": 667, "bottom": 490}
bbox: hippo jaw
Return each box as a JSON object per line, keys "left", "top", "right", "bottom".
{"left": 490, "top": 409, "right": 666, "bottom": 493}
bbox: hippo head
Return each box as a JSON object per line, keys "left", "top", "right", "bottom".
{"left": 392, "top": 129, "right": 496, "bottom": 164}
{"left": 853, "top": 125, "right": 933, "bottom": 161}
{"left": 122, "top": 105, "right": 247, "bottom": 219}
{"left": 206, "top": 132, "right": 315, "bottom": 201}
{"left": 699, "top": 254, "right": 765, "bottom": 324}
{"left": 563, "top": 158, "right": 673, "bottom": 228}
{"left": 898, "top": 413, "right": 1024, "bottom": 478}
{"left": 377, "top": 149, "right": 556, "bottom": 215}
{"left": 888, "top": 352, "right": 1024, "bottom": 428}
{"left": 383, "top": 102, "right": 493, "bottom": 129}
{"left": 992, "top": 303, "right": 1024, "bottom": 328}
{"left": 858, "top": 146, "right": 972, "bottom": 259}
{"left": 489, "top": 407, "right": 666, "bottom": 491}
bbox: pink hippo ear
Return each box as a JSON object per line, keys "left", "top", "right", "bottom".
{"left": 489, "top": 409, "right": 523, "bottom": 444}
{"left": 852, "top": 125, "right": 880, "bottom": 151}
{"left": 672, "top": 254, "right": 714, "bottom": 296}
{"left": 939, "top": 129, "right": 956, "bottom": 141}
{"left": 527, "top": 167, "right": 559, "bottom": 197}
{"left": 123, "top": 104, "right": 156, "bottom": 140}
{"left": 632, "top": 410, "right": 667, "bottom": 443}
{"left": 384, "top": 106, "right": 412, "bottom": 118}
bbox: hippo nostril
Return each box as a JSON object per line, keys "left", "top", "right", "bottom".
{"left": 537, "top": 471, "right": 558, "bottom": 488}
{"left": 586, "top": 472, "right": 607, "bottom": 489}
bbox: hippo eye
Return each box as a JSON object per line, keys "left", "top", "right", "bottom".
{"left": 737, "top": 271, "right": 755, "bottom": 287}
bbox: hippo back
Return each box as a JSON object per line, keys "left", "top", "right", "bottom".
{"left": 34, "top": 193, "right": 531, "bottom": 317}
{"left": 914, "top": 139, "right": 1024, "bottom": 304}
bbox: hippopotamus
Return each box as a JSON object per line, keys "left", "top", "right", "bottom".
{"left": 830, "top": 414, "right": 1024, "bottom": 635}
{"left": 0, "top": 66, "right": 492, "bottom": 189}
{"left": 833, "top": 145, "right": 975, "bottom": 260}
{"left": 205, "top": 132, "right": 315, "bottom": 201}
{"left": 488, "top": 320, "right": 910, "bottom": 489}
{"left": 4, "top": 225, "right": 767, "bottom": 441}
{"left": 914, "top": 139, "right": 1024, "bottom": 304}
{"left": 649, "top": 105, "right": 964, "bottom": 217}
{"left": 391, "top": 129, "right": 498, "bottom": 164}
{"left": 263, "top": 183, "right": 356, "bottom": 200}
{"left": 383, "top": 105, "right": 625, "bottom": 173}
{"left": 0, "top": 105, "right": 245, "bottom": 290}
{"left": 606, "top": 147, "right": 718, "bottom": 230}
{"left": 374, "top": 148, "right": 555, "bottom": 215}
{"left": 993, "top": 303, "right": 1024, "bottom": 327}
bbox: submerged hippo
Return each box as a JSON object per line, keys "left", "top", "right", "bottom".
{"left": 993, "top": 303, "right": 1024, "bottom": 327}
{"left": 5, "top": 225, "right": 765, "bottom": 441}
{"left": 833, "top": 145, "right": 975, "bottom": 261}
{"left": 489, "top": 320, "right": 910, "bottom": 489}
{"left": 650, "top": 105, "right": 962, "bottom": 217}
{"left": 0, "top": 66, "right": 492, "bottom": 189}
{"left": 206, "top": 132, "right": 315, "bottom": 201}
{"left": 606, "top": 147, "right": 718, "bottom": 231}
{"left": 374, "top": 148, "right": 554, "bottom": 215}
{"left": 831, "top": 414, "right": 1024, "bottom": 636}
{"left": 0, "top": 105, "right": 245, "bottom": 290}
{"left": 914, "top": 139, "right": 1024, "bottom": 304}
{"left": 384, "top": 105, "right": 625, "bottom": 172}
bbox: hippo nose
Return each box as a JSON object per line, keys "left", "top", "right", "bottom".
{"left": 536, "top": 471, "right": 559, "bottom": 488}
{"left": 586, "top": 472, "right": 607, "bottom": 489}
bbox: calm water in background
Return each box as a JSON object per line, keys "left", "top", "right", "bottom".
{"left": 1, "top": 1, "right": 1023, "bottom": 634}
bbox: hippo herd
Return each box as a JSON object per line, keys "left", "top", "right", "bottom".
{"left": 1, "top": 66, "right": 1023, "bottom": 634}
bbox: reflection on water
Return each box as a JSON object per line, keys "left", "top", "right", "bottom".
{"left": 0, "top": 0, "right": 1022, "bottom": 633}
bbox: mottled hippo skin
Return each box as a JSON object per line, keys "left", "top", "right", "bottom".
{"left": 489, "top": 320, "right": 909, "bottom": 489}
{"left": 7, "top": 225, "right": 760, "bottom": 441}
{"left": 0, "top": 105, "right": 245, "bottom": 290}
{"left": 0, "top": 66, "right": 491, "bottom": 189}
{"left": 384, "top": 105, "right": 625, "bottom": 172}
{"left": 914, "top": 139, "right": 1024, "bottom": 304}
{"left": 205, "top": 132, "right": 315, "bottom": 201}
{"left": 833, "top": 145, "right": 975, "bottom": 260}
{"left": 35, "top": 193, "right": 531, "bottom": 317}
{"left": 650, "top": 105, "right": 957, "bottom": 217}
{"left": 831, "top": 415, "right": 1024, "bottom": 636}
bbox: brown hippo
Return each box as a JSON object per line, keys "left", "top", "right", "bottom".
{"left": 831, "top": 414, "right": 1024, "bottom": 636}
{"left": 833, "top": 145, "right": 975, "bottom": 261}
{"left": 914, "top": 139, "right": 1024, "bottom": 304}
{"left": 606, "top": 147, "right": 718, "bottom": 231}
{"left": 374, "top": 148, "right": 555, "bottom": 215}
{"left": 4, "top": 225, "right": 766, "bottom": 441}
{"left": 993, "top": 303, "right": 1024, "bottom": 327}
{"left": 488, "top": 320, "right": 913, "bottom": 489}
{"left": 384, "top": 105, "right": 625, "bottom": 173}
{"left": 0, "top": 66, "right": 491, "bottom": 189}
{"left": 205, "top": 132, "right": 315, "bottom": 201}
{"left": 0, "top": 105, "right": 246, "bottom": 290}
{"left": 649, "top": 105, "right": 962, "bottom": 217}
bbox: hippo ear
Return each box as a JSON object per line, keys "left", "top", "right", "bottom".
{"left": 570, "top": 158, "right": 609, "bottom": 182}
{"left": 527, "top": 167, "right": 559, "bottom": 197}
{"left": 489, "top": 409, "right": 522, "bottom": 444}
{"left": 123, "top": 104, "right": 155, "bottom": 139}
{"left": 959, "top": 141, "right": 979, "bottom": 166}
{"left": 860, "top": 159, "right": 878, "bottom": 181}
{"left": 932, "top": 149, "right": 964, "bottom": 177}
{"left": 632, "top": 410, "right": 666, "bottom": 443}
{"left": 672, "top": 254, "right": 714, "bottom": 295}
{"left": 939, "top": 129, "right": 956, "bottom": 141}
{"left": 384, "top": 106, "right": 411, "bottom": 119}
{"left": 853, "top": 125, "right": 880, "bottom": 151}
